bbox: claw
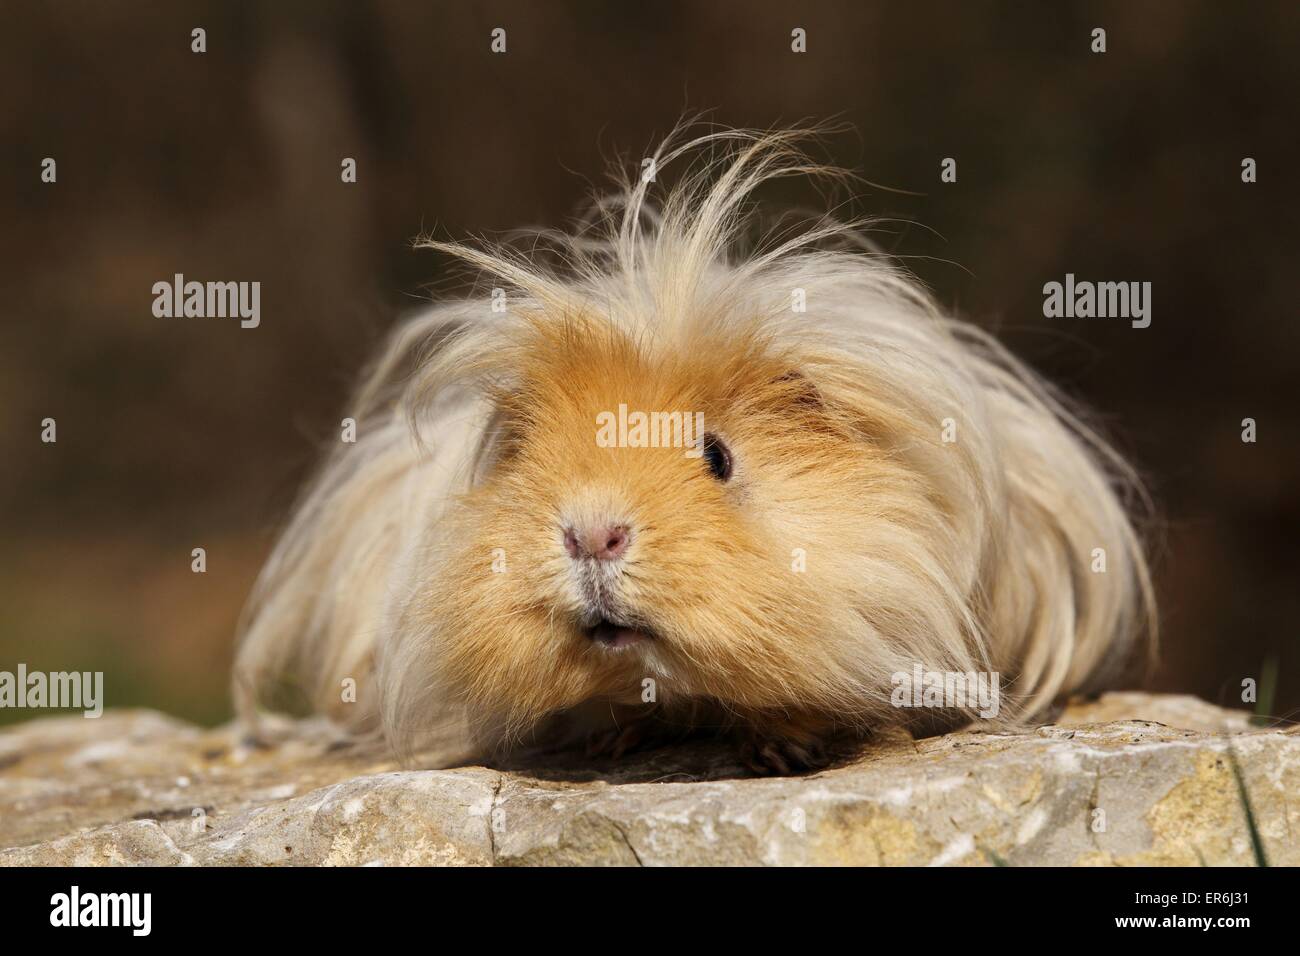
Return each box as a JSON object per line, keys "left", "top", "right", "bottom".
{"left": 585, "top": 714, "right": 660, "bottom": 760}
{"left": 739, "top": 730, "right": 833, "bottom": 776}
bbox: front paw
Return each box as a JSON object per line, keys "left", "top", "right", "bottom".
{"left": 585, "top": 710, "right": 678, "bottom": 760}
{"left": 738, "top": 726, "right": 832, "bottom": 776}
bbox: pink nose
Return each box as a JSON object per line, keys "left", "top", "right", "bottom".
{"left": 564, "top": 524, "right": 631, "bottom": 561}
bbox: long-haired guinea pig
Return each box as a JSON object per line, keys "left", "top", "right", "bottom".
{"left": 233, "top": 128, "right": 1156, "bottom": 774}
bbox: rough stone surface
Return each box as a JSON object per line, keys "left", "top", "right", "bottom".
{"left": 0, "top": 693, "right": 1294, "bottom": 866}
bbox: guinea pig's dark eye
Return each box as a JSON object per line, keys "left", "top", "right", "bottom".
{"left": 702, "top": 433, "right": 732, "bottom": 482}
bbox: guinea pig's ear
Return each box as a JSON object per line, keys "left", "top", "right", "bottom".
{"left": 767, "top": 368, "right": 868, "bottom": 440}
{"left": 772, "top": 369, "right": 828, "bottom": 412}
{"left": 469, "top": 404, "right": 522, "bottom": 485}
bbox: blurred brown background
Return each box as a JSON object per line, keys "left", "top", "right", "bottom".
{"left": 1, "top": 1, "right": 1295, "bottom": 726}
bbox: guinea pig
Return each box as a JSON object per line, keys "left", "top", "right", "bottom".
{"left": 233, "top": 128, "right": 1156, "bottom": 774}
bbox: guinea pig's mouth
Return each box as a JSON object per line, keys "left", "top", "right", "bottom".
{"left": 584, "top": 618, "right": 657, "bottom": 650}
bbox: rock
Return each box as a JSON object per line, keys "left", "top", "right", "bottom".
{"left": 0, "top": 694, "right": 1294, "bottom": 866}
